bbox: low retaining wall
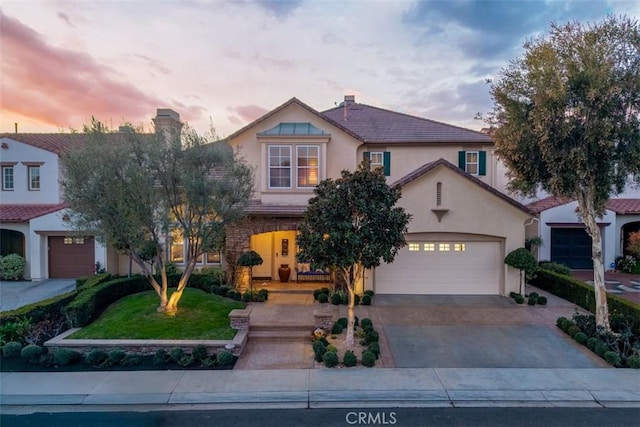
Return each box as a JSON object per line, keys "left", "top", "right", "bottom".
{"left": 44, "top": 328, "right": 248, "bottom": 356}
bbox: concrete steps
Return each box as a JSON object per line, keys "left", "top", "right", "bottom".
{"left": 249, "top": 324, "right": 313, "bottom": 343}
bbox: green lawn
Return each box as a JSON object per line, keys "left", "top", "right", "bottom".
{"left": 69, "top": 288, "right": 245, "bottom": 340}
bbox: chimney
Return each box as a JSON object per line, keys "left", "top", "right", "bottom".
{"left": 343, "top": 95, "right": 355, "bottom": 121}
{"left": 152, "top": 108, "right": 183, "bottom": 143}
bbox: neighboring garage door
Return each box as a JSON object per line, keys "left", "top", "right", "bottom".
{"left": 551, "top": 228, "right": 592, "bottom": 269}
{"left": 49, "top": 236, "right": 95, "bottom": 278}
{"left": 375, "top": 240, "right": 501, "bottom": 294}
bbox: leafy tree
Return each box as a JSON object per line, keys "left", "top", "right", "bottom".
{"left": 487, "top": 16, "right": 640, "bottom": 329}
{"left": 62, "top": 119, "right": 254, "bottom": 314}
{"left": 297, "top": 161, "right": 411, "bottom": 346}
{"left": 504, "top": 248, "right": 537, "bottom": 295}
{"left": 237, "top": 250, "right": 263, "bottom": 292}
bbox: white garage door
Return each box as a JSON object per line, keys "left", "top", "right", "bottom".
{"left": 375, "top": 241, "right": 502, "bottom": 294}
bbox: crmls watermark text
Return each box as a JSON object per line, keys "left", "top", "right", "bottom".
{"left": 345, "top": 411, "right": 397, "bottom": 425}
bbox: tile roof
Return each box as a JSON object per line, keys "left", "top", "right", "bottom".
{"left": 246, "top": 200, "right": 307, "bottom": 216}
{"left": 606, "top": 198, "right": 640, "bottom": 214}
{"left": 527, "top": 196, "right": 640, "bottom": 214}
{"left": 392, "top": 159, "right": 535, "bottom": 215}
{"left": 0, "top": 134, "right": 89, "bottom": 155}
{"left": 0, "top": 204, "right": 66, "bottom": 222}
{"left": 526, "top": 196, "right": 574, "bottom": 214}
{"left": 322, "top": 102, "right": 493, "bottom": 144}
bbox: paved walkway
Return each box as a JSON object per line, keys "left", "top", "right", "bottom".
{"left": 571, "top": 271, "right": 640, "bottom": 304}
{"left": 1, "top": 368, "right": 639, "bottom": 409}
{"left": 0, "top": 279, "right": 76, "bottom": 312}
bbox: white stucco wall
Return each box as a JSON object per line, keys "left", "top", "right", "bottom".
{"left": 0, "top": 138, "right": 61, "bottom": 204}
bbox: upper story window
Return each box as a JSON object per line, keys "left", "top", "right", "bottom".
{"left": 297, "top": 146, "right": 319, "bottom": 187}
{"left": 458, "top": 150, "right": 486, "bottom": 176}
{"left": 28, "top": 165, "right": 41, "bottom": 191}
{"left": 268, "top": 145, "right": 292, "bottom": 188}
{"left": 2, "top": 165, "right": 15, "bottom": 191}
{"left": 363, "top": 151, "right": 390, "bottom": 176}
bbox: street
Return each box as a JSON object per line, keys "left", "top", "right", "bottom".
{"left": 2, "top": 407, "right": 639, "bottom": 427}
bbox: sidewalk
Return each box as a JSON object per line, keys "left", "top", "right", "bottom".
{"left": 1, "top": 368, "right": 639, "bottom": 409}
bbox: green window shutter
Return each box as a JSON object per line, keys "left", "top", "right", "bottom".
{"left": 458, "top": 151, "right": 466, "bottom": 170}
{"left": 383, "top": 152, "right": 391, "bottom": 176}
{"left": 479, "top": 151, "right": 487, "bottom": 176}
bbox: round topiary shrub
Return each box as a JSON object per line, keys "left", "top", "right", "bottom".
{"left": 0, "top": 253, "right": 26, "bottom": 280}
{"left": 527, "top": 296, "right": 537, "bottom": 306}
{"left": 361, "top": 318, "right": 373, "bottom": 329}
{"left": 53, "top": 348, "right": 81, "bottom": 366}
{"left": 626, "top": 355, "right": 640, "bottom": 369}
{"left": 529, "top": 292, "right": 539, "bottom": 299}
{"left": 21, "top": 344, "right": 43, "bottom": 363}
{"left": 109, "top": 349, "right": 126, "bottom": 365}
{"left": 365, "top": 330, "right": 379, "bottom": 345}
{"left": 330, "top": 293, "right": 342, "bottom": 305}
{"left": 85, "top": 349, "right": 109, "bottom": 366}
{"left": 258, "top": 289, "right": 269, "bottom": 301}
{"left": 153, "top": 349, "right": 170, "bottom": 365}
{"left": 367, "top": 342, "right": 380, "bottom": 359}
{"left": 354, "top": 294, "right": 361, "bottom": 305}
{"left": 216, "top": 350, "right": 234, "bottom": 366}
{"left": 574, "top": 332, "right": 588, "bottom": 345}
{"left": 604, "top": 351, "right": 622, "bottom": 367}
{"left": 2, "top": 341, "right": 23, "bottom": 358}
{"left": 514, "top": 295, "right": 525, "bottom": 304}
{"left": 362, "top": 351, "right": 376, "bottom": 367}
{"left": 567, "top": 325, "right": 581, "bottom": 338}
{"left": 343, "top": 350, "right": 357, "bottom": 367}
{"left": 361, "top": 295, "right": 372, "bottom": 305}
{"left": 337, "top": 317, "right": 348, "bottom": 328}
{"left": 331, "top": 322, "right": 344, "bottom": 335}
{"left": 595, "top": 342, "right": 609, "bottom": 358}
{"left": 169, "top": 347, "right": 185, "bottom": 363}
{"left": 537, "top": 296, "right": 547, "bottom": 305}
{"left": 509, "top": 292, "right": 518, "bottom": 298}
{"left": 556, "top": 317, "right": 569, "bottom": 329}
{"left": 192, "top": 344, "right": 208, "bottom": 362}
{"left": 364, "top": 290, "right": 375, "bottom": 297}
{"left": 317, "top": 293, "right": 329, "bottom": 303}
{"left": 586, "top": 337, "right": 599, "bottom": 352}
{"left": 322, "top": 350, "right": 339, "bottom": 367}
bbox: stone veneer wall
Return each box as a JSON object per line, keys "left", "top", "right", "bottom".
{"left": 225, "top": 216, "right": 301, "bottom": 287}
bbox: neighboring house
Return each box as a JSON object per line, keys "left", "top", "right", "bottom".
{"left": 0, "top": 109, "right": 225, "bottom": 281}
{"left": 222, "top": 96, "right": 536, "bottom": 295}
{"left": 527, "top": 196, "right": 640, "bottom": 270}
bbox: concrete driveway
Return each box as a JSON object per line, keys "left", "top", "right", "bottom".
{"left": 0, "top": 279, "right": 76, "bottom": 312}
{"left": 372, "top": 292, "right": 608, "bottom": 369}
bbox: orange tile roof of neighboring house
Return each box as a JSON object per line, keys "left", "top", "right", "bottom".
{"left": 526, "top": 196, "right": 574, "bottom": 214}
{"left": 606, "top": 198, "right": 640, "bottom": 214}
{"left": 0, "top": 204, "right": 66, "bottom": 222}
{"left": 0, "top": 134, "right": 90, "bottom": 155}
{"left": 392, "top": 158, "right": 535, "bottom": 216}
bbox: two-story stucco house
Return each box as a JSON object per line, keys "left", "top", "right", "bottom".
{"left": 222, "top": 96, "right": 536, "bottom": 296}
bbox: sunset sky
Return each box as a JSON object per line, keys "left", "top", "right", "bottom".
{"left": 1, "top": 0, "right": 638, "bottom": 137}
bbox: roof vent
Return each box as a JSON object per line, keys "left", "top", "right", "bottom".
{"left": 344, "top": 95, "right": 355, "bottom": 104}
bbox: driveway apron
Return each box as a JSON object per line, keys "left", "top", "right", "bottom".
{"left": 374, "top": 292, "right": 608, "bottom": 369}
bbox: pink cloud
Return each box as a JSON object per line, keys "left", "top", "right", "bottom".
{"left": 228, "top": 104, "right": 269, "bottom": 123}
{"left": 0, "top": 11, "right": 205, "bottom": 130}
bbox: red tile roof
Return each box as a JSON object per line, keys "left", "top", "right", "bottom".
{"left": 0, "top": 204, "right": 66, "bottom": 222}
{"left": 322, "top": 102, "right": 493, "bottom": 144}
{"left": 0, "top": 134, "right": 89, "bottom": 155}
{"left": 526, "top": 196, "right": 574, "bottom": 214}
{"left": 392, "top": 158, "right": 535, "bottom": 215}
{"left": 606, "top": 198, "right": 640, "bottom": 214}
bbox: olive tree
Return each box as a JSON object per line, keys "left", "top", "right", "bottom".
{"left": 62, "top": 119, "right": 254, "bottom": 314}
{"left": 297, "top": 161, "right": 411, "bottom": 346}
{"left": 487, "top": 16, "right": 640, "bottom": 329}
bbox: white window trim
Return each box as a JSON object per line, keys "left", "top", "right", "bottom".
{"left": 296, "top": 145, "right": 320, "bottom": 188}
{"left": 28, "top": 165, "right": 41, "bottom": 191}
{"left": 465, "top": 151, "right": 479, "bottom": 175}
{"left": 369, "top": 151, "right": 384, "bottom": 172}
{"left": 268, "top": 145, "right": 292, "bottom": 189}
{"left": 2, "top": 166, "right": 14, "bottom": 191}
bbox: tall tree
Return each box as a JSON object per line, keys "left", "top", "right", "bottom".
{"left": 488, "top": 16, "right": 640, "bottom": 329}
{"left": 297, "top": 161, "right": 411, "bottom": 346}
{"left": 62, "top": 119, "right": 254, "bottom": 314}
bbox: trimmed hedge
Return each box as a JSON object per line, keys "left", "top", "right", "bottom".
{"left": 76, "top": 273, "right": 113, "bottom": 293}
{"left": 530, "top": 270, "right": 640, "bottom": 334}
{"left": 0, "top": 292, "right": 76, "bottom": 324}
{"left": 63, "top": 276, "right": 150, "bottom": 327}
